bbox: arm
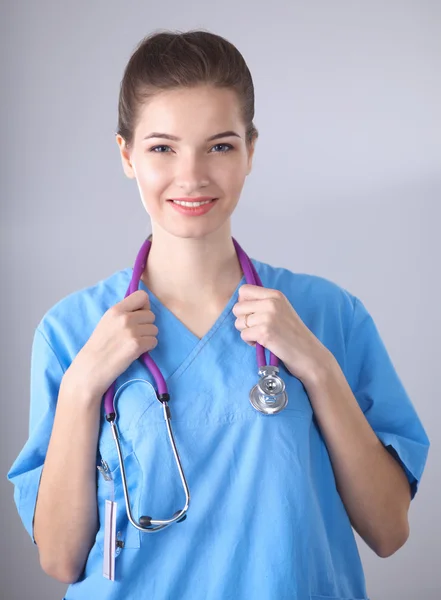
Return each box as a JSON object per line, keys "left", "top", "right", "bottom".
{"left": 33, "top": 370, "right": 101, "bottom": 583}
{"left": 8, "top": 290, "right": 157, "bottom": 583}
{"left": 233, "top": 284, "right": 428, "bottom": 557}
{"left": 301, "top": 354, "right": 411, "bottom": 558}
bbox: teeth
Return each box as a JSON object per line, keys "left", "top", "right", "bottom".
{"left": 172, "top": 199, "right": 213, "bottom": 207}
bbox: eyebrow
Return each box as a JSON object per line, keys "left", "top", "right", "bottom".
{"left": 142, "top": 130, "right": 242, "bottom": 142}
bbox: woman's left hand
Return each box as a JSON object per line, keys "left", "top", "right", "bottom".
{"left": 232, "top": 284, "right": 332, "bottom": 383}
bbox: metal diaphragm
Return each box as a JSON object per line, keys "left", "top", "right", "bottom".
{"left": 249, "top": 366, "right": 288, "bottom": 415}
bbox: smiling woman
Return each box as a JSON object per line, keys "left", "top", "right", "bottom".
{"left": 115, "top": 88, "right": 256, "bottom": 257}
{"left": 6, "top": 27, "right": 430, "bottom": 600}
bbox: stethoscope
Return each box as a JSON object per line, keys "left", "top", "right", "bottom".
{"left": 102, "top": 237, "right": 288, "bottom": 534}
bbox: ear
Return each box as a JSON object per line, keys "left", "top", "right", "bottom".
{"left": 246, "top": 137, "right": 257, "bottom": 176}
{"left": 115, "top": 134, "right": 136, "bottom": 179}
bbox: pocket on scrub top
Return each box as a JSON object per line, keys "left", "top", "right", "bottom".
{"left": 95, "top": 450, "right": 141, "bottom": 551}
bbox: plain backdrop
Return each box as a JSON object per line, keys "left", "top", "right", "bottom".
{"left": 1, "top": 1, "right": 440, "bottom": 599}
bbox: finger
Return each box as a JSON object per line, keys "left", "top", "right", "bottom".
{"left": 233, "top": 298, "right": 270, "bottom": 317}
{"left": 134, "top": 309, "right": 156, "bottom": 324}
{"left": 240, "top": 327, "right": 257, "bottom": 346}
{"left": 121, "top": 290, "right": 151, "bottom": 312}
{"left": 238, "top": 284, "right": 281, "bottom": 302}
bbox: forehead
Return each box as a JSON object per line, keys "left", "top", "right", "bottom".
{"left": 136, "top": 87, "right": 242, "bottom": 134}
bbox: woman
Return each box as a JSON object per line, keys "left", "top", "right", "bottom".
{"left": 7, "top": 29, "right": 430, "bottom": 600}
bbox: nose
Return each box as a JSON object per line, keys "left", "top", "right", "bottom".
{"left": 174, "top": 152, "right": 210, "bottom": 191}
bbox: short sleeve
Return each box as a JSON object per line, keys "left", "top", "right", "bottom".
{"left": 7, "top": 327, "right": 66, "bottom": 544}
{"left": 345, "top": 296, "right": 430, "bottom": 500}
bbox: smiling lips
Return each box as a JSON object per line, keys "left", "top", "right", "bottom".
{"left": 168, "top": 197, "right": 218, "bottom": 215}
{"left": 169, "top": 197, "right": 217, "bottom": 208}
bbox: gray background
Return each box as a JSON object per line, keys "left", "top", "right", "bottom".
{"left": 1, "top": 1, "right": 440, "bottom": 599}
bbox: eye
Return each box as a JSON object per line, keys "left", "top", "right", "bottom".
{"left": 210, "top": 143, "right": 233, "bottom": 153}
{"left": 149, "top": 145, "right": 172, "bottom": 153}
{"left": 148, "top": 143, "right": 234, "bottom": 154}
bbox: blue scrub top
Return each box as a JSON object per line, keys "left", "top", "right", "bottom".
{"left": 7, "top": 257, "right": 430, "bottom": 600}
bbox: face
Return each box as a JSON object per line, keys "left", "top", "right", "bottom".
{"left": 116, "top": 86, "right": 256, "bottom": 240}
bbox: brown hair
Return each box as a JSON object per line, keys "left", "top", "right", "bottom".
{"left": 115, "top": 28, "right": 259, "bottom": 152}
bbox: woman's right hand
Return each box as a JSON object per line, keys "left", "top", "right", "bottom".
{"left": 64, "top": 290, "right": 158, "bottom": 401}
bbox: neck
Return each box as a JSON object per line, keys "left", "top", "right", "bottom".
{"left": 141, "top": 227, "right": 244, "bottom": 307}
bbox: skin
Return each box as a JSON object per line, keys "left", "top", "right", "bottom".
{"left": 115, "top": 85, "right": 256, "bottom": 308}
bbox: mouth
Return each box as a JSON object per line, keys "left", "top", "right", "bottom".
{"left": 168, "top": 198, "right": 217, "bottom": 207}
{"left": 167, "top": 198, "right": 218, "bottom": 216}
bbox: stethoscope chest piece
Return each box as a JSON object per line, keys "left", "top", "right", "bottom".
{"left": 249, "top": 366, "right": 288, "bottom": 415}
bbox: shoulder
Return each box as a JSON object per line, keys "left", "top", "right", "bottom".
{"left": 35, "top": 268, "right": 133, "bottom": 367}
{"left": 251, "top": 257, "right": 366, "bottom": 367}
{"left": 251, "top": 257, "right": 357, "bottom": 319}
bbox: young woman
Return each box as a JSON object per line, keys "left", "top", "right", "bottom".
{"left": 7, "top": 29, "right": 430, "bottom": 600}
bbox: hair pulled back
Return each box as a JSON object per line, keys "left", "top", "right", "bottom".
{"left": 116, "top": 28, "right": 259, "bottom": 152}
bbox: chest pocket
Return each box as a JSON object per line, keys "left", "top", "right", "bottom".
{"left": 95, "top": 450, "right": 142, "bottom": 551}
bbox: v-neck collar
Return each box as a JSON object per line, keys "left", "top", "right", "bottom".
{"left": 99, "top": 260, "right": 262, "bottom": 444}
{"left": 136, "top": 269, "right": 247, "bottom": 346}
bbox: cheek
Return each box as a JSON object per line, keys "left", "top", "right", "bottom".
{"left": 134, "top": 170, "right": 169, "bottom": 211}
{"left": 228, "top": 170, "right": 247, "bottom": 198}
{"left": 212, "top": 158, "right": 246, "bottom": 190}
{"left": 137, "top": 167, "right": 166, "bottom": 189}
{"left": 135, "top": 156, "right": 247, "bottom": 200}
